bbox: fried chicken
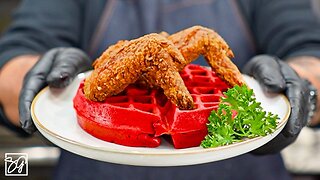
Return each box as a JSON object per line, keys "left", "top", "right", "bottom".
{"left": 84, "top": 26, "right": 246, "bottom": 110}
{"left": 167, "top": 26, "right": 245, "bottom": 87}
{"left": 92, "top": 40, "right": 129, "bottom": 69}
{"left": 83, "top": 33, "right": 194, "bottom": 109}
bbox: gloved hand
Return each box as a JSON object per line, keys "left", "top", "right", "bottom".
{"left": 19, "top": 47, "right": 92, "bottom": 134}
{"left": 243, "top": 55, "right": 316, "bottom": 154}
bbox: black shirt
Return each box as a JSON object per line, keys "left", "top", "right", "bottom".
{"left": 0, "top": 0, "right": 320, "bottom": 70}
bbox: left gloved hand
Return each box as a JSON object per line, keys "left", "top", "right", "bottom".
{"left": 243, "top": 55, "right": 316, "bottom": 154}
{"left": 19, "top": 48, "right": 92, "bottom": 134}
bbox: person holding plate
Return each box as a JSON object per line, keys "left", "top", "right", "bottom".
{"left": 0, "top": 0, "right": 320, "bottom": 179}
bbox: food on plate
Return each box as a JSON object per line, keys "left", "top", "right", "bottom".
{"left": 201, "top": 85, "right": 278, "bottom": 148}
{"left": 84, "top": 33, "right": 193, "bottom": 109}
{"left": 167, "top": 26, "right": 245, "bottom": 86}
{"left": 83, "top": 26, "right": 246, "bottom": 110}
{"left": 73, "top": 26, "right": 276, "bottom": 149}
{"left": 74, "top": 64, "right": 230, "bottom": 148}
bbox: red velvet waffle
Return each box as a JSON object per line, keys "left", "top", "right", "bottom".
{"left": 73, "top": 64, "right": 230, "bottom": 148}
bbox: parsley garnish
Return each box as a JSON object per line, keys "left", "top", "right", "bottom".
{"left": 201, "top": 85, "right": 278, "bottom": 148}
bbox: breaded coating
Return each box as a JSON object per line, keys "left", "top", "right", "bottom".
{"left": 167, "top": 26, "right": 246, "bottom": 87}
{"left": 84, "top": 26, "right": 245, "bottom": 110}
{"left": 92, "top": 40, "right": 129, "bottom": 69}
{"left": 84, "top": 33, "right": 194, "bottom": 109}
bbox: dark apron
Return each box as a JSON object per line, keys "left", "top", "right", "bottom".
{"left": 55, "top": 1, "right": 291, "bottom": 180}
{"left": 89, "top": 0, "right": 256, "bottom": 69}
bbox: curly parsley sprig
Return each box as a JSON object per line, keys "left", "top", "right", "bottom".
{"left": 201, "top": 85, "right": 278, "bottom": 148}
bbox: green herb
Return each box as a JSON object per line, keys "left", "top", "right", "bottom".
{"left": 201, "top": 85, "right": 278, "bottom": 148}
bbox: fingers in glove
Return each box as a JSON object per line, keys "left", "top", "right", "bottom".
{"left": 243, "top": 55, "right": 286, "bottom": 93}
{"left": 19, "top": 48, "right": 62, "bottom": 133}
{"left": 19, "top": 89, "right": 40, "bottom": 133}
{"left": 279, "top": 61, "right": 310, "bottom": 137}
{"left": 46, "top": 48, "right": 92, "bottom": 88}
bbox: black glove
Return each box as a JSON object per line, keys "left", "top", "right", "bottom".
{"left": 19, "top": 47, "right": 92, "bottom": 134}
{"left": 243, "top": 55, "right": 316, "bottom": 154}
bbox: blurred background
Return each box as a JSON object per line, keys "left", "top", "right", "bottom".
{"left": 0, "top": 2, "right": 60, "bottom": 180}
{"left": 0, "top": 1, "right": 320, "bottom": 180}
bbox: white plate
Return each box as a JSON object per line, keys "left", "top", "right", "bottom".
{"left": 31, "top": 72, "right": 290, "bottom": 167}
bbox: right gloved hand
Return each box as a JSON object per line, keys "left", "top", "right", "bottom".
{"left": 19, "top": 47, "right": 92, "bottom": 134}
{"left": 243, "top": 55, "right": 315, "bottom": 154}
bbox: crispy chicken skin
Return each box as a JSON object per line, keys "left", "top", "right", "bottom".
{"left": 84, "top": 26, "right": 245, "bottom": 110}
{"left": 84, "top": 33, "right": 194, "bottom": 109}
{"left": 92, "top": 40, "right": 129, "bottom": 69}
{"left": 167, "top": 26, "right": 245, "bottom": 87}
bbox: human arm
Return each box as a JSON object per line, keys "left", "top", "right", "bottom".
{"left": 288, "top": 56, "right": 320, "bottom": 126}
{"left": 0, "top": 49, "right": 92, "bottom": 135}
{"left": 0, "top": 0, "right": 85, "bottom": 67}
{"left": 239, "top": 0, "right": 320, "bottom": 59}
{"left": 0, "top": 0, "right": 86, "bottom": 133}
{"left": 0, "top": 55, "right": 39, "bottom": 126}
{"left": 245, "top": 0, "right": 320, "bottom": 125}
{"left": 238, "top": 0, "right": 320, "bottom": 154}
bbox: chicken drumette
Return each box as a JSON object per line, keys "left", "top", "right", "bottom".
{"left": 84, "top": 33, "right": 194, "bottom": 109}
{"left": 84, "top": 26, "right": 246, "bottom": 110}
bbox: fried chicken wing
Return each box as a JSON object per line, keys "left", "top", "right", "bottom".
{"left": 84, "top": 33, "right": 194, "bottom": 109}
{"left": 92, "top": 40, "right": 129, "bottom": 69}
{"left": 84, "top": 26, "right": 245, "bottom": 110}
{"left": 167, "top": 26, "right": 246, "bottom": 86}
